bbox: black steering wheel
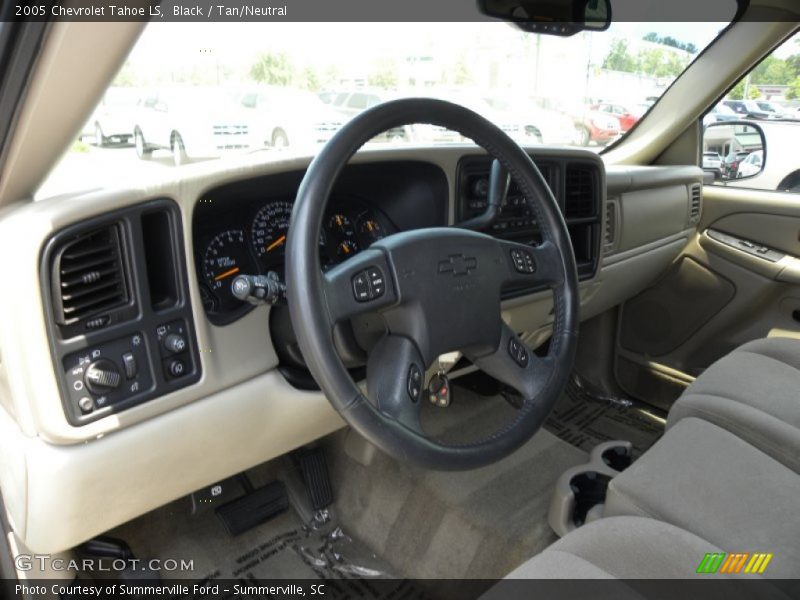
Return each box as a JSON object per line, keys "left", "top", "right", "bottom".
{"left": 286, "top": 98, "right": 579, "bottom": 470}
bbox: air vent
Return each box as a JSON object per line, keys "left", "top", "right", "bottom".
{"left": 689, "top": 184, "right": 702, "bottom": 222}
{"left": 604, "top": 200, "right": 618, "bottom": 254}
{"left": 565, "top": 165, "right": 597, "bottom": 219}
{"left": 52, "top": 225, "right": 129, "bottom": 326}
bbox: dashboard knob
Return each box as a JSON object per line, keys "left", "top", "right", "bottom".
{"left": 84, "top": 359, "right": 121, "bottom": 394}
{"left": 163, "top": 333, "right": 187, "bottom": 354}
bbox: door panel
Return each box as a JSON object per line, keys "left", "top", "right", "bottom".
{"left": 616, "top": 185, "right": 800, "bottom": 410}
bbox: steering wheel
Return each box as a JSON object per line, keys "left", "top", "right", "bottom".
{"left": 286, "top": 98, "right": 579, "bottom": 470}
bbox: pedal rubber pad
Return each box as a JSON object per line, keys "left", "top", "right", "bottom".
{"left": 296, "top": 447, "right": 333, "bottom": 510}
{"left": 216, "top": 480, "right": 289, "bottom": 536}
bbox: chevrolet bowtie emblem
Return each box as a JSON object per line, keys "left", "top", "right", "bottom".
{"left": 438, "top": 254, "right": 477, "bottom": 276}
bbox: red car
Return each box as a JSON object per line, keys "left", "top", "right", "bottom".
{"left": 591, "top": 102, "right": 646, "bottom": 132}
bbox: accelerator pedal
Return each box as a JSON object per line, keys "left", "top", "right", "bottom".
{"left": 294, "top": 447, "right": 333, "bottom": 511}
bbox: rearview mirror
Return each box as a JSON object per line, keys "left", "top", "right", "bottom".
{"left": 478, "top": 0, "right": 611, "bottom": 36}
{"left": 702, "top": 122, "right": 766, "bottom": 183}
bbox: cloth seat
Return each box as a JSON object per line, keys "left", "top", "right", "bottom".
{"left": 604, "top": 418, "right": 800, "bottom": 580}
{"left": 668, "top": 336, "right": 800, "bottom": 472}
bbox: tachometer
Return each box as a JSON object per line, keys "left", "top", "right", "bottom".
{"left": 252, "top": 200, "right": 293, "bottom": 266}
{"left": 202, "top": 229, "right": 252, "bottom": 309}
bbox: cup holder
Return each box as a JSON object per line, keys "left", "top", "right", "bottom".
{"left": 570, "top": 471, "right": 613, "bottom": 527}
{"left": 601, "top": 446, "right": 633, "bottom": 472}
{"left": 548, "top": 440, "right": 634, "bottom": 537}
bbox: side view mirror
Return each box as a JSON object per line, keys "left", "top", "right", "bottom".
{"left": 702, "top": 121, "right": 766, "bottom": 183}
{"left": 477, "top": 0, "right": 611, "bottom": 36}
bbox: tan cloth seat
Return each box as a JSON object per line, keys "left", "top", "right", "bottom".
{"left": 668, "top": 337, "right": 800, "bottom": 472}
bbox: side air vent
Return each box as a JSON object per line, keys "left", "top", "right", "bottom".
{"left": 565, "top": 165, "right": 597, "bottom": 219}
{"left": 689, "top": 184, "right": 702, "bottom": 223}
{"left": 52, "top": 225, "right": 129, "bottom": 326}
{"left": 604, "top": 200, "right": 618, "bottom": 254}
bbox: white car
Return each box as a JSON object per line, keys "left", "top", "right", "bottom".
{"left": 702, "top": 151, "right": 723, "bottom": 179}
{"left": 484, "top": 96, "right": 577, "bottom": 145}
{"left": 133, "top": 87, "right": 257, "bottom": 166}
{"left": 237, "top": 87, "right": 345, "bottom": 149}
{"left": 736, "top": 149, "right": 763, "bottom": 178}
{"left": 79, "top": 87, "right": 139, "bottom": 146}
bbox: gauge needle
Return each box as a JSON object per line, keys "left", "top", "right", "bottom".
{"left": 214, "top": 267, "right": 240, "bottom": 281}
{"left": 266, "top": 235, "right": 286, "bottom": 252}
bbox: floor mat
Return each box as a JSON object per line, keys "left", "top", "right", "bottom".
{"left": 544, "top": 382, "right": 665, "bottom": 457}
{"left": 324, "top": 385, "right": 589, "bottom": 583}
{"left": 109, "top": 491, "right": 419, "bottom": 598}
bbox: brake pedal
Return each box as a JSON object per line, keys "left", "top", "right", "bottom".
{"left": 294, "top": 447, "right": 333, "bottom": 511}
{"left": 216, "top": 479, "right": 289, "bottom": 536}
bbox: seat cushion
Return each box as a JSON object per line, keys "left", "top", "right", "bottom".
{"left": 605, "top": 418, "right": 800, "bottom": 579}
{"left": 668, "top": 337, "right": 800, "bottom": 472}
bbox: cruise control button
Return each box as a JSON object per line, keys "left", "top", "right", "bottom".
{"left": 508, "top": 337, "right": 529, "bottom": 367}
{"left": 510, "top": 249, "right": 536, "bottom": 274}
{"left": 366, "top": 266, "right": 385, "bottom": 299}
{"left": 352, "top": 272, "right": 370, "bottom": 302}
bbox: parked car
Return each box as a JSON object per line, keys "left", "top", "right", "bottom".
{"left": 330, "top": 89, "right": 412, "bottom": 142}
{"left": 722, "top": 149, "right": 751, "bottom": 178}
{"left": 79, "top": 87, "right": 140, "bottom": 146}
{"left": 703, "top": 102, "right": 739, "bottom": 127}
{"left": 736, "top": 149, "right": 763, "bottom": 178}
{"left": 133, "top": 87, "right": 256, "bottom": 166}
{"left": 702, "top": 151, "right": 723, "bottom": 179}
{"left": 236, "top": 86, "right": 344, "bottom": 149}
{"left": 483, "top": 95, "right": 576, "bottom": 145}
{"left": 755, "top": 100, "right": 790, "bottom": 118}
{"left": 572, "top": 109, "right": 621, "bottom": 146}
{"left": 590, "top": 102, "right": 645, "bottom": 132}
{"left": 723, "top": 99, "right": 775, "bottom": 120}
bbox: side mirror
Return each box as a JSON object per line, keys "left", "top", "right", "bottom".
{"left": 702, "top": 121, "right": 766, "bottom": 183}
{"left": 478, "top": 0, "right": 611, "bottom": 36}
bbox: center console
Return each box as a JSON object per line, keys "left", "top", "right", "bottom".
{"left": 41, "top": 199, "right": 200, "bottom": 426}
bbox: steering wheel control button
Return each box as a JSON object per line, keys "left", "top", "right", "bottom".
{"left": 352, "top": 266, "right": 387, "bottom": 302}
{"left": 508, "top": 337, "right": 530, "bottom": 368}
{"left": 352, "top": 272, "right": 370, "bottom": 302}
{"left": 407, "top": 364, "right": 422, "bottom": 402}
{"left": 163, "top": 333, "right": 187, "bottom": 354}
{"left": 510, "top": 248, "right": 536, "bottom": 274}
{"left": 121, "top": 352, "right": 137, "bottom": 379}
{"left": 84, "top": 359, "right": 122, "bottom": 394}
{"left": 366, "top": 266, "right": 385, "bottom": 298}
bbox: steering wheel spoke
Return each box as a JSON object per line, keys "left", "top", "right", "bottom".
{"left": 466, "top": 323, "right": 554, "bottom": 402}
{"left": 498, "top": 239, "right": 563, "bottom": 289}
{"left": 366, "top": 334, "right": 425, "bottom": 434}
{"left": 323, "top": 249, "right": 397, "bottom": 323}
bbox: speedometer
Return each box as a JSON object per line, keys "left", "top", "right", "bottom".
{"left": 252, "top": 200, "right": 293, "bottom": 266}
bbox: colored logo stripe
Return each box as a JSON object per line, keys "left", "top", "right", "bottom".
{"left": 697, "top": 552, "right": 773, "bottom": 574}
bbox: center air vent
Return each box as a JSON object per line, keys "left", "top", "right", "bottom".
{"left": 52, "top": 225, "right": 129, "bottom": 326}
{"left": 565, "top": 164, "right": 597, "bottom": 219}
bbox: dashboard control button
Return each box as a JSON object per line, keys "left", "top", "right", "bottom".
{"left": 168, "top": 359, "right": 186, "bottom": 378}
{"left": 122, "top": 352, "right": 137, "bottom": 379}
{"left": 78, "top": 396, "right": 94, "bottom": 413}
{"left": 508, "top": 337, "right": 529, "bottom": 368}
{"left": 352, "top": 272, "right": 370, "bottom": 302}
{"left": 84, "top": 359, "right": 122, "bottom": 394}
{"left": 407, "top": 364, "right": 422, "bottom": 402}
{"left": 163, "top": 333, "right": 187, "bottom": 354}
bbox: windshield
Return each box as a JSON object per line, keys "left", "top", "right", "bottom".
{"left": 39, "top": 21, "right": 730, "bottom": 199}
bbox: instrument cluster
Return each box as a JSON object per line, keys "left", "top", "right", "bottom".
{"left": 198, "top": 197, "right": 394, "bottom": 317}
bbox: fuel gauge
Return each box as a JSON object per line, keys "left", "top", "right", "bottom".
{"left": 357, "top": 216, "right": 385, "bottom": 246}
